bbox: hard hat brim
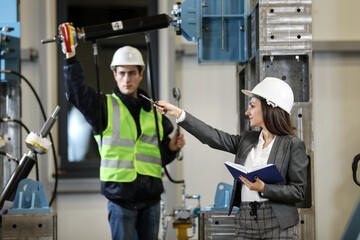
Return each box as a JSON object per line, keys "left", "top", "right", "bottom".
{"left": 241, "top": 89, "right": 253, "bottom": 97}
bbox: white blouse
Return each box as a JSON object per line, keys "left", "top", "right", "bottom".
{"left": 241, "top": 131, "right": 276, "bottom": 202}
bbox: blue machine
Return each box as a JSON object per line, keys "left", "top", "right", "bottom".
{"left": 203, "top": 182, "right": 238, "bottom": 211}
{"left": 7, "top": 178, "right": 50, "bottom": 214}
{"left": 0, "top": 0, "right": 21, "bottom": 83}
{"left": 174, "top": 0, "right": 248, "bottom": 63}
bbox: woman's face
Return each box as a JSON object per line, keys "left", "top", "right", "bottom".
{"left": 245, "top": 97, "right": 265, "bottom": 128}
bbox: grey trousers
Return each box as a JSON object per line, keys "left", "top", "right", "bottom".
{"left": 234, "top": 202, "right": 297, "bottom": 240}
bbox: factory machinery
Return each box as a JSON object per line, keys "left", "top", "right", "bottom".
{"left": 1, "top": 0, "right": 314, "bottom": 239}
{"left": 236, "top": 0, "right": 314, "bottom": 239}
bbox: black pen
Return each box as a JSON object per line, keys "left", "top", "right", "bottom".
{"left": 139, "top": 93, "right": 167, "bottom": 113}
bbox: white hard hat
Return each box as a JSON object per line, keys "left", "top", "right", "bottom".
{"left": 110, "top": 46, "right": 145, "bottom": 71}
{"left": 241, "top": 77, "right": 294, "bottom": 114}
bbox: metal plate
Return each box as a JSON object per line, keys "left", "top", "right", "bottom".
{"left": 1, "top": 213, "right": 57, "bottom": 239}
{"left": 198, "top": 210, "right": 236, "bottom": 240}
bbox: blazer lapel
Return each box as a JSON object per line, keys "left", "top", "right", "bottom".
{"left": 267, "top": 136, "right": 281, "bottom": 165}
{"left": 237, "top": 132, "right": 259, "bottom": 165}
{"left": 240, "top": 143, "right": 256, "bottom": 165}
{"left": 268, "top": 135, "right": 293, "bottom": 168}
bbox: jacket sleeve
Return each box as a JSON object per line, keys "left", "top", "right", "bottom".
{"left": 179, "top": 112, "right": 240, "bottom": 154}
{"left": 262, "top": 139, "right": 308, "bottom": 203}
{"left": 63, "top": 60, "right": 107, "bottom": 134}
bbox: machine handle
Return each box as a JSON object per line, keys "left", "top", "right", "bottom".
{"left": 352, "top": 154, "right": 360, "bottom": 186}
{"left": 172, "top": 87, "right": 183, "bottom": 160}
{"left": 41, "top": 14, "right": 172, "bottom": 44}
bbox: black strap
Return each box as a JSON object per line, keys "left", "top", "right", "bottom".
{"left": 249, "top": 201, "right": 263, "bottom": 222}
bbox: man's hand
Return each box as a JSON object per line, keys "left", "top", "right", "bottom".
{"left": 58, "top": 23, "right": 77, "bottom": 57}
{"left": 169, "top": 129, "right": 185, "bottom": 152}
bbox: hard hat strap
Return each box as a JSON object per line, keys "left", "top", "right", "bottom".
{"left": 266, "top": 99, "right": 278, "bottom": 108}
{"left": 253, "top": 94, "right": 278, "bottom": 108}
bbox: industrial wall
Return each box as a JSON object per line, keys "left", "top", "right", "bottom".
{"left": 15, "top": 0, "right": 360, "bottom": 239}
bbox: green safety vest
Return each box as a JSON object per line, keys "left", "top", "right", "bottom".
{"left": 94, "top": 93, "right": 163, "bottom": 182}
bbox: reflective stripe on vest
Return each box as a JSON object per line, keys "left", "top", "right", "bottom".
{"left": 95, "top": 94, "right": 163, "bottom": 182}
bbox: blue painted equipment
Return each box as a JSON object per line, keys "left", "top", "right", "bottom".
{"left": 203, "top": 182, "right": 238, "bottom": 211}
{"left": 173, "top": 0, "right": 248, "bottom": 63}
{"left": 199, "top": 182, "right": 238, "bottom": 239}
{"left": 7, "top": 178, "right": 50, "bottom": 214}
{"left": 0, "top": 0, "right": 21, "bottom": 83}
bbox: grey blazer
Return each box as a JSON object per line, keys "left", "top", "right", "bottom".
{"left": 179, "top": 112, "right": 308, "bottom": 229}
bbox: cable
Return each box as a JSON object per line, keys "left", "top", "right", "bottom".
{"left": 91, "top": 42, "right": 103, "bottom": 146}
{"left": 1, "top": 118, "right": 30, "bottom": 133}
{"left": 0, "top": 117, "right": 40, "bottom": 181}
{"left": 144, "top": 33, "right": 184, "bottom": 184}
{"left": 0, "top": 151, "right": 19, "bottom": 164}
{"left": 0, "top": 69, "right": 58, "bottom": 206}
{"left": 352, "top": 154, "right": 360, "bottom": 186}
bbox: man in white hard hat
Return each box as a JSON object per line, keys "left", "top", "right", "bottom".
{"left": 60, "top": 23, "right": 185, "bottom": 240}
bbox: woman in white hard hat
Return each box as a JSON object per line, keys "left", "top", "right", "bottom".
{"left": 156, "top": 77, "right": 308, "bottom": 239}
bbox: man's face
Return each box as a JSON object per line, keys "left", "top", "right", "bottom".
{"left": 113, "top": 65, "right": 143, "bottom": 98}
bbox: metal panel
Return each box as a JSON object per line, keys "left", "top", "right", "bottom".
{"left": 0, "top": 0, "right": 21, "bottom": 83}
{"left": 0, "top": 83, "right": 21, "bottom": 202}
{"left": 298, "top": 208, "right": 316, "bottom": 240}
{"left": 0, "top": 22, "right": 21, "bottom": 83}
{"left": 199, "top": 209, "right": 315, "bottom": 239}
{"left": 1, "top": 213, "right": 57, "bottom": 240}
{"left": 198, "top": 0, "right": 248, "bottom": 63}
{"left": 199, "top": 16, "right": 247, "bottom": 62}
{"left": 0, "top": 0, "right": 17, "bottom": 22}
{"left": 259, "top": 0, "right": 312, "bottom": 52}
{"left": 179, "top": 0, "right": 201, "bottom": 42}
{"left": 198, "top": 211, "right": 236, "bottom": 240}
{"left": 178, "top": 0, "right": 249, "bottom": 63}
{"left": 261, "top": 54, "right": 310, "bottom": 102}
{"left": 237, "top": 0, "right": 315, "bottom": 239}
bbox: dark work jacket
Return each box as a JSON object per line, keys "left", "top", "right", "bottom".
{"left": 63, "top": 58, "right": 177, "bottom": 210}
{"left": 179, "top": 112, "right": 308, "bottom": 230}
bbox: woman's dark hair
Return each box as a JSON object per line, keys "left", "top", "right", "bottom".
{"left": 256, "top": 96, "right": 296, "bottom": 136}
